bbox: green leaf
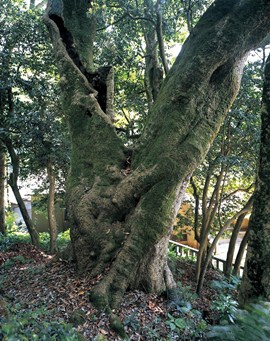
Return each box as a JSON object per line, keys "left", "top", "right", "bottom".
{"left": 175, "top": 318, "right": 187, "bottom": 329}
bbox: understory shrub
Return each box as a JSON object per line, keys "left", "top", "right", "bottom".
{"left": 165, "top": 282, "right": 208, "bottom": 340}
{"left": 210, "top": 276, "right": 240, "bottom": 324}
{"left": 0, "top": 232, "right": 31, "bottom": 251}
{"left": 0, "top": 230, "right": 71, "bottom": 253}
{"left": 208, "top": 302, "right": 270, "bottom": 340}
{"left": 0, "top": 255, "right": 33, "bottom": 270}
{"left": 0, "top": 303, "right": 82, "bottom": 341}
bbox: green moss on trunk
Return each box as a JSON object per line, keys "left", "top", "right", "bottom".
{"left": 45, "top": 0, "right": 270, "bottom": 310}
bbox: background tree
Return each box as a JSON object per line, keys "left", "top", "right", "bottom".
{"left": 239, "top": 52, "right": 270, "bottom": 306}
{"left": 180, "top": 58, "right": 263, "bottom": 290}
{"left": 22, "top": 109, "right": 70, "bottom": 254}
{"left": 0, "top": 144, "right": 5, "bottom": 234}
{"left": 0, "top": 0, "right": 63, "bottom": 247}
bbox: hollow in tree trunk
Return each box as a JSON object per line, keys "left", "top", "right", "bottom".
{"left": 44, "top": 0, "right": 270, "bottom": 309}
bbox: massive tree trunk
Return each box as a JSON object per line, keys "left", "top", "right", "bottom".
{"left": 0, "top": 145, "right": 5, "bottom": 235}
{"left": 239, "top": 54, "right": 270, "bottom": 306}
{"left": 44, "top": 0, "right": 270, "bottom": 309}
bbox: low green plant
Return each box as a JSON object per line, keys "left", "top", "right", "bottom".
{"left": 39, "top": 231, "right": 70, "bottom": 252}
{"left": 39, "top": 232, "right": 51, "bottom": 251}
{"left": 166, "top": 312, "right": 187, "bottom": 331}
{"left": 165, "top": 304, "right": 208, "bottom": 339}
{"left": 166, "top": 283, "right": 208, "bottom": 339}
{"left": 0, "top": 230, "right": 71, "bottom": 253}
{"left": 208, "top": 302, "right": 270, "bottom": 340}
{"left": 210, "top": 277, "right": 239, "bottom": 323}
{"left": 212, "top": 293, "right": 238, "bottom": 324}
{"left": 5, "top": 210, "right": 19, "bottom": 232}
{"left": 0, "top": 303, "right": 82, "bottom": 340}
{"left": 142, "top": 317, "right": 163, "bottom": 340}
{"left": 57, "top": 230, "right": 71, "bottom": 251}
{"left": 0, "top": 231, "right": 31, "bottom": 251}
{"left": 168, "top": 247, "right": 180, "bottom": 261}
{"left": 211, "top": 276, "right": 240, "bottom": 292}
{"left": 177, "top": 282, "right": 198, "bottom": 302}
{"left": 1, "top": 255, "right": 32, "bottom": 270}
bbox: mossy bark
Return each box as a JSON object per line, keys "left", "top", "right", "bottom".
{"left": 239, "top": 54, "right": 270, "bottom": 306}
{"left": 45, "top": 0, "right": 270, "bottom": 309}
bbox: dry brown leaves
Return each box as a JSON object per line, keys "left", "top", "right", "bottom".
{"left": 0, "top": 245, "right": 223, "bottom": 340}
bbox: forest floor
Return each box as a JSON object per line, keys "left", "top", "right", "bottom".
{"left": 0, "top": 242, "right": 234, "bottom": 340}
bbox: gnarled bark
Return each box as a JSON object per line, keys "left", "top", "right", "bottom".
{"left": 44, "top": 0, "right": 270, "bottom": 309}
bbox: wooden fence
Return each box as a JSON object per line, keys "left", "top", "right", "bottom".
{"left": 169, "top": 240, "right": 244, "bottom": 277}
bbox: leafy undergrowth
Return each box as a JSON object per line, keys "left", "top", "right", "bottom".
{"left": 0, "top": 236, "right": 238, "bottom": 340}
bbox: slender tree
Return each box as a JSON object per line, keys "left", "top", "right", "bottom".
{"left": 47, "top": 158, "right": 58, "bottom": 254}
{"left": 239, "top": 53, "right": 270, "bottom": 306}
{"left": 44, "top": 0, "right": 270, "bottom": 309}
{"left": 233, "top": 223, "right": 250, "bottom": 276}
{"left": 0, "top": 144, "right": 5, "bottom": 234}
{"left": 224, "top": 212, "right": 248, "bottom": 277}
{"left": 0, "top": 0, "right": 64, "bottom": 248}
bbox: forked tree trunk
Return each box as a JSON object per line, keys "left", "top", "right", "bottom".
{"left": 239, "top": 54, "right": 270, "bottom": 306}
{"left": 47, "top": 159, "right": 58, "bottom": 254}
{"left": 0, "top": 147, "right": 6, "bottom": 234}
{"left": 44, "top": 0, "right": 270, "bottom": 309}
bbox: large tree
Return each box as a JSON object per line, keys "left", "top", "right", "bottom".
{"left": 44, "top": 0, "right": 270, "bottom": 309}
{"left": 239, "top": 52, "right": 270, "bottom": 306}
